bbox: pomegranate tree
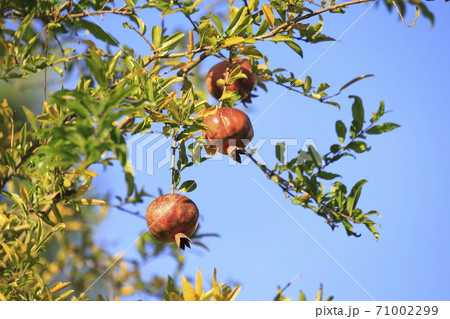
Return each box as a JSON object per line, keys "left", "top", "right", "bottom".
{"left": 206, "top": 59, "right": 258, "bottom": 103}
{"left": 202, "top": 107, "right": 254, "bottom": 162}
{"left": 145, "top": 194, "right": 199, "bottom": 250}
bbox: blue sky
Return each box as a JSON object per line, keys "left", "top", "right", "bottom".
{"left": 91, "top": 1, "right": 450, "bottom": 301}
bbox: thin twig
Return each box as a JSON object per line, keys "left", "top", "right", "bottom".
{"left": 392, "top": 0, "right": 419, "bottom": 27}
{"left": 112, "top": 205, "right": 146, "bottom": 220}
{"left": 176, "top": 1, "right": 198, "bottom": 32}
{"left": 126, "top": 23, "right": 155, "bottom": 52}
{"left": 43, "top": 29, "right": 48, "bottom": 104}
{"left": 255, "top": 0, "right": 374, "bottom": 41}
{"left": 170, "top": 139, "right": 177, "bottom": 194}
{"left": 273, "top": 274, "right": 301, "bottom": 300}
{"left": 176, "top": 50, "right": 212, "bottom": 78}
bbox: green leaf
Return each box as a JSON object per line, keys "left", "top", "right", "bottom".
{"left": 5, "top": 152, "right": 16, "bottom": 171}
{"left": 130, "top": 14, "right": 147, "bottom": 35}
{"left": 346, "top": 179, "right": 368, "bottom": 215}
{"left": 417, "top": 2, "right": 435, "bottom": 27}
{"left": 106, "top": 49, "right": 123, "bottom": 78}
{"left": 226, "top": 7, "right": 249, "bottom": 36}
{"left": 103, "top": 85, "right": 138, "bottom": 112}
{"left": 364, "top": 221, "right": 380, "bottom": 241}
{"left": 350, "top": 95, "right": 364, "bottom": 123}
{"left": 77, "top": 20, "right": 119, "bottom": 46}
{"left": 13, "top": 8, "right": 36, "bottom": 48}
{"left": 85, "top": 49, "right": 107, "bottom": 89}
{"left": 339, "top": 74, "right": 374, "bottom": 93}
{"left": 52, "top": 65, "right": 64, "bottom": 77}
{"left": 366, "top": 123, "right": 400, "bottom": 135}
{"left": 268, "top": 34, "right": 293, "bottom": 42}
{"left": 160, "top": 32, "right": 185, "bottom": 51}
{"left": 178, "top": 180, "right": 197, "bottom": 192}
{"left": 284, "top": 41, "right": 303, "bottom": 58}
{"left": 347, "top": 141, "right": 370, "bottom": 153}
{"left": 342, "top": 219, "right": 356, "bottom": 236}
{"left": 371, "top": 100, "right": 385, "bottom": 124}
{"left": 152, "top": 26, "right": 163, "bottom": 47}
{"left": 304, "top": 76, "right": 312, "bottom": 92}
{"left": 317, "top": 171, "right": 341, "bottom": 180}
{"left": 21, "top": 106, "right": 38, "bottom": 132}
{"left": 275, "top": 142, "right": 285, "bottom": 163}
{"left": 307, "top": 145, "right": 322, "bottom": 167}
{"left": 238, "top": 46, "right": 264, "bottom": 59}
{"left": 332, "top": 182, "right": 347, "bottom": 211}
{"left": 335, "top": 120, "right": 346, "bottom": 145}
{"left": 255, "top": 19, "right": 269, "bottom": 37}
{"left": 21, "top": 32, "right": 42, "bottom": 59}
{"left": 210, "top": 13, "right": 224, "bottom": 35}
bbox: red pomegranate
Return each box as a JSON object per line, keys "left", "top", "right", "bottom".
{"left": 202, "top": 107, "right": 254, "bottom": 162}
{"left": 206, "top": 59, "right": 258, "bottom": 103}
{"left": 145, "top": 194, "right": 199, "bottom": 250}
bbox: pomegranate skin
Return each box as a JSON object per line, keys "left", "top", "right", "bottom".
{"left": 145, "top": 194, "right": 199, "bottom": 247}
{"left": 202, "top": 108, "right": 254, "bottom": 156}
{"left": 206, "top": 60, "right": 258, "bottom": 102}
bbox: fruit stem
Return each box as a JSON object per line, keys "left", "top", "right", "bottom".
{"left": 175, "top": 233, "right": 192, "bottom": 251}
{"left": 218, "top": 51, "right": 234, "bottom": 108}
{"left": 170, "top": 139, "right": 177, "bottom": 194}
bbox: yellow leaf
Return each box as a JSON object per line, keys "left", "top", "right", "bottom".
{"left": 212, "top": 268, "right": 220, "bottom": 296}
{"left": 195, "top": 268, "right": 203, "bottom": 296}
{"left": 0, "top": 243, "right": 12, "bottom": 261}
{"left": 63, "top": 177, "right": 72, "bottom": 187}
{"left": 181, "top": 275, "right": 197, "bottom": 301}
{"left": 50, "top": 281, "right": 73, "bottom": 294}
{"left": 226, "top": 285, "right": 241, "bottom": 301}
{"left": 187, "top": 29, "right": 194, "bottom": 54}
{"left": 169, "top": 292, "right": 183, "bottom": 301}
{"left": 121, "top": 68, "right": 147, "bottom": 82}
{"left": 79, "top": 198, "right": 107, "bottom": 205}
{"left": 115, "top": 296, "right": 121, "bottom": 301}
{"left": 221, "top": 36, "right": 245, "bottom": 48}
{"left": 262, "top": 4, "right": 275, "bottom": 27}
{"left": 315, "top": 284, "right": 323, "bottom": 301}
{"left": 120, "top": 286, "right": 134, "bottom": 296}
{"left": 193, "top": 106, "right": 218, "bottom": 120}
{"left": 40, "top": 281, "right": 73, "bottom": 300}
{"left": 19, "top": 186, "right": 29, "bottom": 204}
{"left": 192, "top": 0, "right": 203, "bottom": 7}
{"left": 0, "top": 212, "right": 8, "bottom": 227}
{"left": 73, "top": 175, "right": 92, "bottom": 198}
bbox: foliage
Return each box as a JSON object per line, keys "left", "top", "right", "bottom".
{"left": 0, "top": 0, "right": 433, "bottom": 300}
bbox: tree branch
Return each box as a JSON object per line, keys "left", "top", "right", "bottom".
{"left": 255, "top": 0, "right": 375, "bottom": 41}
{"left": 0, "top": 141, "right": 40, "bottom": 189}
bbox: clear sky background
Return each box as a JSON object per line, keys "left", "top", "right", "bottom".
{"left": 82, "top": 1, "right": 450, "bottom": 301}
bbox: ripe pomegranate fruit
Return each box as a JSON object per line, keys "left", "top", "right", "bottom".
{"left": 206, "top": 59, "right": 258, "bottom": 103}
{"left": 202, "top": 107, "right": 254, "bottom": 163}
{"left": 145, "top": 194, "right": 199, "bottom": 250}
